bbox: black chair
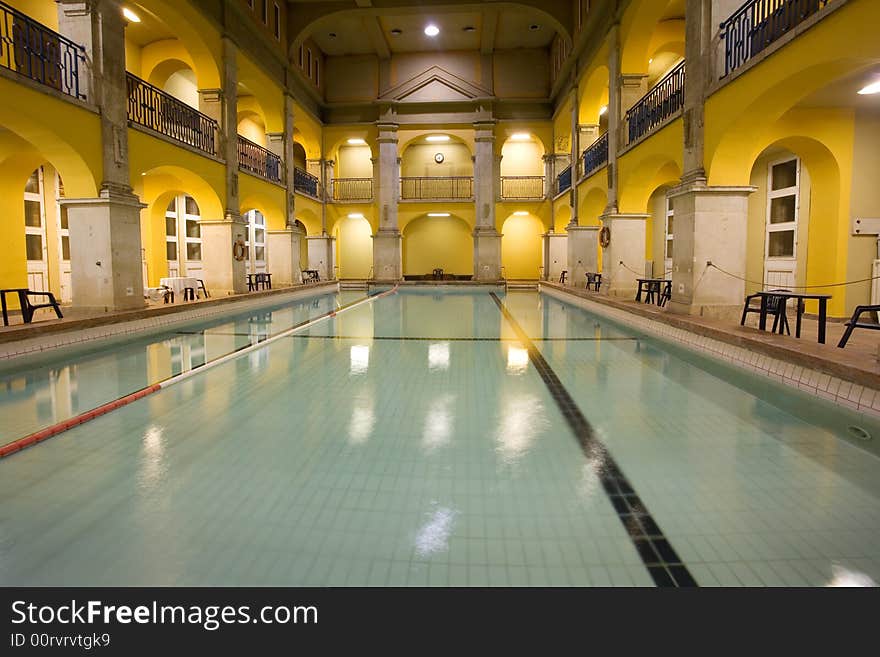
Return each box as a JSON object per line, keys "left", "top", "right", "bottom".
{"left": 559, "top": 270, "right": 568, "bottom": 284}
{"left": 585, "top": 273, "right": 601, "bottom": 291}
{"left": 741, "top": 289, "right": 791, "bottom": 335}
{"left": 246, "top": 274, "right": 257, "bottom": 292}
{"left": 197, "top": 279, "right": 209, "bottom": 298}
{"left": 2, "top": 290, "right": 64, "bottom": 324}
{"left": 658, "top": 281, "right": 672, "bottom": 307}
{"left": 183, "top": 287, "right": 196, "bottom": 301}
{"left": 161, "top": 286, "right": 174, "bottom": 304}
{"left": 838, "top": 304, "right": 880, "bottom": 348}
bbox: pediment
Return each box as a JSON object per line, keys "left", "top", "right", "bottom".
{"left": 381, "top": 66, "right": 492, "bottom": 104}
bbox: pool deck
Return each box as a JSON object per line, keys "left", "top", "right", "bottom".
{"left": 541, "top": 281, "right": 880, "bottom": 391}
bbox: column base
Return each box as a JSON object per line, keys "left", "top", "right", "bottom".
{"left": 372, "top": 229, "right": 402, "bottom": 281}
{"left": 200, "top": 216, "right": 249, "bottom": 296}
{"left": 565, "top": 225, "right": 600, "bottom": 288}
{"left": 307, "top": 235, "right": 336, "bottom": 281}
{"left": 598, "top": 212, "right": 648, "bottom": 298}
{"left": 267, "top": 226, "right": 305, "bottom": 287}
{"left": 63, "top": 190, "right": 147, "bottom": 312}
{"left": 543, "top": 232, "right": 568, "bottom": 282}
{"left": 474, "top": 228, "right": 502, "bottom": 281}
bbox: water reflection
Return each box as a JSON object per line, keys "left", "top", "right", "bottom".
{"left": 428, "top": 342, "right": 450, "bottom": 372}
{"left": 506, "top": 345, "right": 529, "bottom": 375}
{"left": 422, "top": 394, "right": 454, "bottom": 452}
{"left": 349, "top": 345, "right": 370, "bottom": 376}
{"left": 138, "top": 425, "right": 167, "bottom": 489}
{"left": 827, "top": 564, "right": 877, "bottom": 587}
{"left": 414, "top": 504, "right": 458, "bottom": 557}
{"left": 348, "top": 399, "right": 375, "bottom": 445}
{"left": 496, "top": 394, "right": 548, "bottom": 465}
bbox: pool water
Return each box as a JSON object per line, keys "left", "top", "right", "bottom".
{"left": 1, "top": 287, "right": 879, "bottom": 587}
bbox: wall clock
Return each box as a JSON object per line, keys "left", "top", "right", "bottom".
{"left": 434, "top": 152, "right": 445, "bottom": 164}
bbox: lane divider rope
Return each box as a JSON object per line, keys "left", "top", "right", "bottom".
{"left": 0, "top": 285, "right": 399, "bottom": 459}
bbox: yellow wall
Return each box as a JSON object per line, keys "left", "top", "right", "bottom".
{"left": 502, "top": 214, "right": 544, "bottom": 279}
{"left": 500, "top": 141, "right": 544, "bottom": 177}
{"left": 401, "top": 143, "right": 473, "bottom": 178}
{"left": 335, "top": 216, "right": 373, "bottom": 279}
{"left": 403, "top": 216, "right": 473, "bottom": 276}
{"left": 336, "top": 145, "right": 373, "bottom": 178}
{"left": 237, "top": 116, "right": 267, "bottom": 146}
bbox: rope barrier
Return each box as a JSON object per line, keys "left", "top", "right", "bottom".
{"left": 706, "top": 262, "right": 880, "bottom": 290}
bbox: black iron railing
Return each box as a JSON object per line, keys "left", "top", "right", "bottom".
{"left": 294, "top": 167, "right": 321, "bottom": 198}
{"left": 400, "top": 177, "right": 473, "bottom": 200}
{"left": 0, "top": 1, "right": 86, "bottom": 99}
{"left": 127, "top": 73, "right": 217, "bottom": 155}
{"left": 501, "top": 176, "right": 544, "bottom": 200}
{"left": 556, "top": 165, "right": 572, "bottom": 195}
{"left": 581, "top": 132, "right": 609, "bottom": 178}
{"left": 238, "top": 135, "right": 283, "bottom": 183}
{"left": 720, "top": 0, "right": 831, "bottom": 78}
{"left": 331, "top": 178, "right": 373, "bottom": 202}
{"left": 625, "top": 61, "right": 685, "bottom": 145}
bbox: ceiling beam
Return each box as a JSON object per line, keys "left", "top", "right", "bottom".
{"left": 481, "top": 8, "right": 498, "bottom": 56}
{"left": 364, "top": 15, "right": 391, "bottom": 59}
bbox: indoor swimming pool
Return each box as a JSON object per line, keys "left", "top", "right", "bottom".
{"left": 1, "top": 287, "right": 879, "bottom": 587}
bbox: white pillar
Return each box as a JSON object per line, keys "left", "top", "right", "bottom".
{"left": 599, "top": 213, "right": 648, "bottom": 297}
{"left": 373, "top": 120, "right": 401, "bottom": 281}
{"left": 307, "top": 235, "right": 335, "bottom": 281}
{"left": 267, "top": 224, "right": 305, "bottom": 287}
{"left": 566, "top": 226, "right": 600, "bottom": 287}
{"left": 543, "top": 232, "right": 568, "bottom": 282}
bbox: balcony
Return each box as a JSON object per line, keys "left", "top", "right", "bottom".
{"left": 720, "top": 0, "right": 832, "bottom": 78}
{"left": 0, "top": 1, "right": 86, "bottom": 100}
{"left": 555, "top": 165, "right": 572, "bottom": 196}
{"left": 126, "top": 73, "right": 217, "bottom": 156}
{"left": 331, "top": 178, "right": 373, "bottom": 202}
{"left": 294, "top": 167, "right": 321, "bottom": 199}
{"left": 400, "top": 177, "right": 473, "bottom": 201}
{"left": 500, "top": 176, "right": 545, "bottom": 200}
{"left": 238, "top": 135, "right": 283, "bottom": 184}
{"left": 581, "top": 132, "right": 609, "bottom": 179}
{"left": 625, "top": 61, "right": 685, "bottom": 146}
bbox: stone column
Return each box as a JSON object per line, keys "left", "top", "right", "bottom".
{"left": 58, "top": 0, "right": 146, "bottom": 312}
{"left": 599, "top": 213, "right": 649, "bottom": 297}
{"left": 372, "top": 120, "right": 401, "bottom": 281}
{"left": 567, "top": 226, "right": 601, "bottom": 287}
{"left": 605, "top": 24, "right": 622, "bottom": 213}
{"left": 267, "top": 224, "right": 305, "bottom": 287}
{"left": 473, "top": 119, "right": 502, "bottom": 281}
{"left": 542, "top": 154, "right": 556, "bottom": 200}
{"left": 307, "top": 235, "right": 335, "bottom": 281}
{"left": 567, "top": 84, "right": 580, "bottom": 227}
{"left": 543, "top": 232, "right": 568, "bottom": 282}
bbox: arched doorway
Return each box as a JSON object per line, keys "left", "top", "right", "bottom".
{"left": 402, "top": 214, "right": 473, "bottom": 278}
{"left": 502, "top": 213, "right": 544, "bottom": 280}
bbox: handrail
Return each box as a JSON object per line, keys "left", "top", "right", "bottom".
{"left": 625, "top": 61, "right": 685, "bottom": 145}
{"left": 581, "top": 132, "right": 609, "bottom": 178}
{"left": 720, "top": 0, "right": 831, "bottom": 78}
{"left": 294, "top": 167, "right": 321, "bottom": 198}
{"left": 556, "top": 165, "right": 572, "bottom": 195}
{"left": 237, "top": 135, "right": 283, "bottom": 183}
{"left": 500, "top": 176, "right": 544, "bottom": 199}
{"left": 126, "top": 73, "right": 217, "bottom": 155}
{"left": 0, "top": 0, "right": 86, "bottom": 100}
{"left": 331, "top": 177, "right": 373, "bottom": 201}
{"left": 400, "top": 176, "right": 473, "bottom": 200}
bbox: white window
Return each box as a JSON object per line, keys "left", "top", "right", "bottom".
{"left": 165, "top": 195, "right": 202, "bottom": 277}
{"left": 764, "top": 157, "right": 799, "bottom": 288}
{"left": 23, "top": 168, "right": 48, "bottom": 291}
{"left": 244, "top": 209, "right": 267, "bottom": 274}
{"left": 664, "top": 196, "right": 674, "bottom": 267}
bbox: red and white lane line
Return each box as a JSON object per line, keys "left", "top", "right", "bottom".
{"left": 0, "top": 285, "right": 399, "bottom": 459}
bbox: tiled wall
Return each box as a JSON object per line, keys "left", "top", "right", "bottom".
{"left": 541, "top": 285, "right": 880, "bottom": 420}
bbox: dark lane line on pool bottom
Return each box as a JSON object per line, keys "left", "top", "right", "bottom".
{"left": 489, "top": 292, "right": 697, "bottom": 588}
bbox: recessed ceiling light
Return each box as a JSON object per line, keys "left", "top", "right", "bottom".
{"left": 347, "top": 138, "right": 366, "bottom": 145}
{"left": 122, "top": 7, "right": 140, "bottom": 23}
{"left": 390, "top": 28, "right": 402, "bottom": 36}
{"left": 514, "top": 211, "right": 529, "bottom": 216}
{"left": 463, "top": 26, "right": 476, "bottom": 33}
{"left": 426, "top": 135, "right": 450, "bottom": 142}
{"left": 648, "top": 58, "right": 654, "bottom": 64}
{"left": 511, "top": 133, "right": 532, "bottom": 141}
{"left": 428, "top": 213, "right": 451, "bottom": 217}
{"left": 329, "top": 33, "right": 337, "bottom": 38}
{"left": 599, "top": 105, "right": 608, "bottom": 116}
{"left": 424, "top": 24, "right": 440, "bottom": 37}
{"left": 348, "top": 213, "right": 365, "bottom": 220}
{"left": 858, "top": 80, "right": 880, "bottom": 95}
{"left": 529, "top": 24, "right": 541, "bottom": 31}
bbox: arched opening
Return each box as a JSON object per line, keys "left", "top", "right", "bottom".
{"left": 402, "top": 214, "right": 473, "bottom": 279}
{"left": 293, "top": 142, "right": 308, "bottom": 171}
{"left": 502, "top": 213, "right": 544, "bottom": 280}
{"left": 334, "top": 214, "right": 373, "bottom": 280}
{"left": 647, "top": 185, "right": 675, "bottom": 278}
{"left": 162, "top": 194, "right": 202, "bottom": 279}
{"left": 400, "top": 135, "right": 473, "bottom": 201}
{"left": 500, "top": 134, "right": 545, "bottom": 200}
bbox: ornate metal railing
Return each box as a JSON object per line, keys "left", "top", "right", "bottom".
{"left": 331, "top": 178, "right": 373, "bottom": 202}
{"left": 400, "top": 177, "right": 473, "bottom": 200}
{"left": 625, "top": 61, "right": 685, "bottom": 145}
{"left": 720, "top": 0, "right": 831, "bottom": 78}
{"left": 501, "top": 176, "right": 544, "bottom": 200}
{"left": 127, "top": 73, "right": 217, "bottom": 155}
{"left": 0, "top": 1, "right": 86, "bottom": 100}
{"left": 237, "top": 135, "right": 283, "bottom": 183}
{"left": 581, "top": 132, "right": 609, "bottom": 178}
{"left": 556, "top": 165, "right": 572, "bottom": 196}
{"left": 294, "top": 167, "right": 321, "bottom": 198}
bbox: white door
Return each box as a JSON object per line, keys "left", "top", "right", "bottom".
{"left": 55, "top": 174, "right": 72, "bottom": 303}
{"left": 24, "top": 168, "right": 48, "bottom": 291}
{"left": 764, "top": 157, "right": 800, "bottom": 289}
{"left": 165, "top": 195, "right": 203, "bottom": 279}
{"left": 664, "top": 196, "right": 674, "bottom": 275}
{"left": 244, "top": 209, "right": 267, "bottom": 275}
{"left": 165, "top": 199, "right": 180, "bottom": 277}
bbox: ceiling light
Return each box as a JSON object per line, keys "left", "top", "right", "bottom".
{"left": 463, "top": 26, "right": 476, "bottom": 33}
{"left": 424, "top": 25, "right": 440, "bottom": 37}
{"left": 426, "top": 135, "right": 450, "bottom": 142}
{"left": 390, "top": 28, "right": 402, "bottom": 36}
{"left": 428, "top": 213, "right": 451, "bottom": 217}
{"left": 348, "top": 213, "right": 365, "bottom": 219}
{"left": 599, "top": 105, "right": 608, "bottom": 116}
{"left": 329, "top": 33, "right": 337, "bottom": 39}
{"left": 858, "top": 81, "right": 880, "bottom": 95}
{"left": 648, "top": 58, "right": 654, "bottom": 64}
{"left": 514, "top": 211, "right": 529, "bottom": 216}
{"left": 122, "top": 7, "right": 140, "bottom": 23}
{"left": 347, "top": 138, "right": 366, "bottom": 145}
{"left": 510, "top": 133, "right": 532, "bottom": 141}
{"left": 529, "top": 24, "right": 541, "bottom": 31}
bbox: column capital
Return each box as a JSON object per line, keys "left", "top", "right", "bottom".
{"left": 620, "top": 73, "right": 649, "bottom": 88}
{"left": 198, "top": 88, "right": 223, "bottom": 103}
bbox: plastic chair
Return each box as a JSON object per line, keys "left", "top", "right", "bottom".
{"left": 741, "top": 289, "right": 791, "bottom": 335}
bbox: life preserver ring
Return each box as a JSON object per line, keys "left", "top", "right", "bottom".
{"left": 233, "top": 238, "right": 246, "bottom": 261}
{"left": 599, "top": 226, "right": 611, "bottom": 249}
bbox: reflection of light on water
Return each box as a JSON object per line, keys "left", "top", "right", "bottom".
{"left": 506, "top": 346, "right": 529, "bottom": 375}
{"left": 422, "top": 394, "right": 453, "bottom": 451}
{"left": 350, "top": 345, "right": 370, "bottom": 375}
{"left": 827, "top": 565, "right": 877, "bottom": 587}
{"left": 348, "top": 399, "right": 375, "bottom": 445}
{"left": 415, "top": 505, "right": 458, "bottom": 557}
{"left": 496, "top": 394, "right": 548, "bottom": 464}
{"left": 139, "top": 425, "right": 166, "bottom": 488}
{"left": 428, "top": 342, "right": 450, "bottom": 371}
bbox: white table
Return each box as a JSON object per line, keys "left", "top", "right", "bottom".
{"left": 160, "top": 277, "right": 199, "bottom": 299}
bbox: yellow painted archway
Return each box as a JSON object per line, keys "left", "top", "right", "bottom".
{"left": 502, "top": 213, "right": 544, "bottom": 280}
{"left": 403, "top": 214, "right": 473, "bottom": 278}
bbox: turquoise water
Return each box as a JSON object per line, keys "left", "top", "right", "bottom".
{"left": 1, "top": 288, "right": 879, "bottom": 586}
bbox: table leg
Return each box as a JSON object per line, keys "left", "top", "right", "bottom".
{"left": 0, "top": 292, "right": 8, "bottom": 326}
{"left": 759, "top": 295, "right": 768, "bottom": 331}
{"left": 818, "top": 299, "right": 827, "bottom": 345}
{"left": 635, "top": 282, "right": 642, "bottom": 303}
{"left": 795, "top": 299, "right": 803, "bottom": 339}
